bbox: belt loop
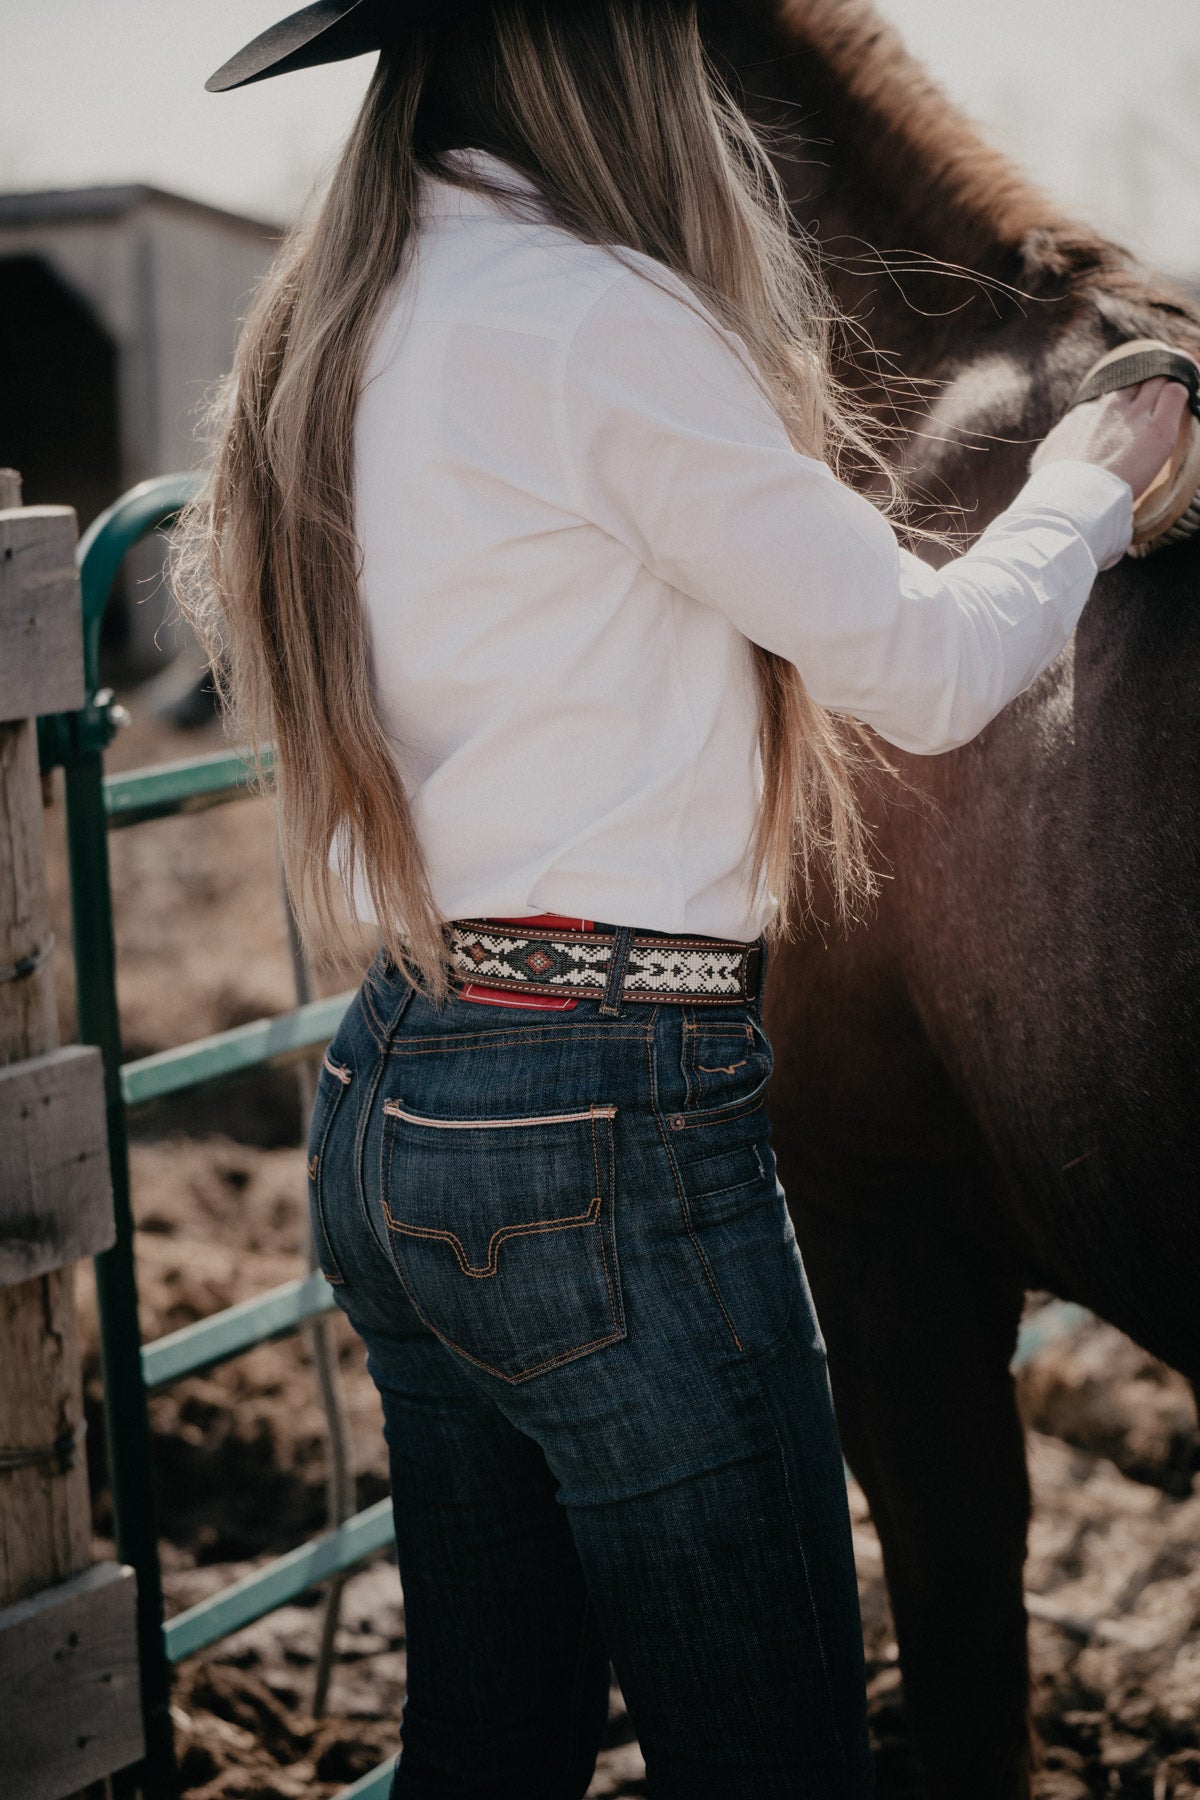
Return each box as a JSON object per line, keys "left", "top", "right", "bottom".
{"left": 598, "top": 927, "right": 634, "bottom": 1017}
{"left": 748, "top": 937, "right": 767, "bottom": 1018}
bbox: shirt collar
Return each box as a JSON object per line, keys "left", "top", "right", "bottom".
{"left": 420, "top": 147, "right": 548, "bottom": 222}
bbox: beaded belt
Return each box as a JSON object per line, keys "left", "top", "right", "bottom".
{"left": 447, "top": 919, "right": 762, "bottom": 1007}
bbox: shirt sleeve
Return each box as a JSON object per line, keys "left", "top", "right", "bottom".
{"left": 557, "top": 263, "right": 1134, "bottom": 756}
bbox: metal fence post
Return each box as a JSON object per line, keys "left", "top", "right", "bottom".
{"left": 68, "top": 747, "right": 178, "bottom": 1796}
{"left": 59, "top": 513, "right": 180, "bottom": 1796}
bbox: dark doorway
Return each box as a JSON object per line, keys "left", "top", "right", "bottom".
{"left": 0, "top": 255, "right": 120, "bottom": 526}
{"left": 0, "top": 254, "right": 125, "bottom": 646}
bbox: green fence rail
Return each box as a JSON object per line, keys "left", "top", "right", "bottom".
{"left": 164, "top": 1499, "right": 396, "bottom": 1664}
{"left": 104, "top": 746, "right": 273, "bottom": 829}
{"left": 121, "top": 993, "right": 351, "bottom": 1112}
{"left": 38, "top": 476, "right": 395, "bottom": 1799}
{"left": 142, "top": 1271, "right": 337, "bottom": 1392}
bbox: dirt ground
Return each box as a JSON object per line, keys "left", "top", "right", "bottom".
{"left": 46, "top": 709, "right": 1200, "bottom": 1799}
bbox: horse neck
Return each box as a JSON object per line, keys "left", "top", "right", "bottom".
{"left": 710, "top": 0, "right": 1200, "bottom": 531}
{"left": 714, "top": 0, "right": 1064, "bottom": 381}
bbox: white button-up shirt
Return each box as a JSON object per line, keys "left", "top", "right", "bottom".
{"left": 352, "top": 147, "right": 1133, "bottom": 941}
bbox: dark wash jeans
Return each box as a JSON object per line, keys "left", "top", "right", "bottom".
{"left": 309, "top": 947, "right": 874, "bottom": 1800}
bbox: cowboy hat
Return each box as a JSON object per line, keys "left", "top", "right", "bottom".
{"left": 206, "top": 0, "right": 464, "bottom": 92}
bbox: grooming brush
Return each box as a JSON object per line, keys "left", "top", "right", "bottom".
{"left": 1069, "top": 338, "right": 1200, "bottom": 557}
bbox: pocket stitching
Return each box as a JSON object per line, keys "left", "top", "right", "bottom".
{"left": 382, "top": 1100, "right": 617, "bottom": 1130}
{"left": 383, "top": 1194, "right": 603, "bottom": 1278}
{"left": 379, "top": 1106, "right": 624, "bottom": 1379}
{"left": 379, "top": 1244, "right": 624, "bottom": 1387}
{"left": 382, "top": 1281, "right": 623, "bottom": 1386}
{"left": 684, "top": 1020, "right": 760, "bottom": 1109}
{"left": 671, "top": 1086, "right": 768, "bottom": 1132}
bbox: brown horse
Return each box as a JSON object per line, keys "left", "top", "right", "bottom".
{"left": 702, "top": 3, "right": 1200, "bottom": 1794}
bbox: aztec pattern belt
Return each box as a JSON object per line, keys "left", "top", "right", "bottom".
{"left": 447, "top": 920, "right": 762, "bottom": 1006}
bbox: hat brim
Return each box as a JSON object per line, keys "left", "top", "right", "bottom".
{"left": 206, "top": 0, "right": 396, "bottom": 92}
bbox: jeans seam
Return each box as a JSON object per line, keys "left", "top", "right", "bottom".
{"left": 309, "top": 1069, "right": 352, "bottom": 1285}
{"left": 591, "top": 1107, "right": 623, "bottom": 1337}
{"left": 357, "top": 977, "right": 391, "bottom": 1048}
{"left": 680, "top": 1004, "right": 698, "bottom": 1108}
{"left": 647, "top": 1017, "right": 744, "bottom": 1352}
{"left": 354, "top": 981, "right": 415, "bottom": 1263}
{"left": 748, "top": 1348, "right": 851, "bottom": 1780}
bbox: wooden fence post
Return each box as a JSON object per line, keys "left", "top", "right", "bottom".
{"left": 0, "top": 469, "right": 144, "bottom": 1796}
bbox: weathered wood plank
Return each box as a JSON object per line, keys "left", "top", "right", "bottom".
{"left": 0, "top": 718, "right": 57, "bottom": 1065}
{"left": 0, "top": 1275, "right": 92, "bottom": 1605}
{"left": 0, "top": 722, "right": 92, "bottom": 1608}
{"left": 0, "top": 1045, "right": 113, "bottom": 1285}
{"left": 0, "top": 473, "right": 93, "bottom": 1632}
{"left": 0, "top": 504, "right": 84, "bottom": 722}
{"left": 0, "top": 1562, "right": 144, "bottom": 1800}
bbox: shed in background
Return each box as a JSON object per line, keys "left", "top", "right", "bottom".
{"left": 0, "top": 185, "right": 277, "bottom": 671}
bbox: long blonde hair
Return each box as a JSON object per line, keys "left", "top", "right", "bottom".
{"left": 175, "top": 0, "right": 896, "bottom": 991}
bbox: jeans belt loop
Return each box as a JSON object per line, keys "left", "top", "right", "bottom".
{"left": 748, "top": 938, "right": 767, "bottom": 1016}
{"left": 598, "top": 926, "right": 635, "bottom": 1018}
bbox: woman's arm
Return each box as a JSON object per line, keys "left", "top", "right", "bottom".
{"left": 559, "top": 265, "right": 1172, "bottom": 755}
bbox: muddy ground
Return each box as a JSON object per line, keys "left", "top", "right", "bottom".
{"left": 45, "top": 709, "right": 1199, "bottom": 1799}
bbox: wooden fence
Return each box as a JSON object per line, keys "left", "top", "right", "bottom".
{"left": 0, "top": 468, "right": 143, "bottom": 1797}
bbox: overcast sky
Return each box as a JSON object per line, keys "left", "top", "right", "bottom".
{"left": 5, "top": 1, "right": 1200, "bottom": 277}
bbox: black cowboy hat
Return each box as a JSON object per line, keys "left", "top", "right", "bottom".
{"left": 206, "top": 1, "right": 478, "bottom": 92}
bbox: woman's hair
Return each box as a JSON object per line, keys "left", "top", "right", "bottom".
{"left": 175, "top": 0, "right": 897, "bottom": 991}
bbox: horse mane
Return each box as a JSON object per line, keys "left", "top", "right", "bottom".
{"left": 768, "top": 0, "right": 1200, "bottom": 331}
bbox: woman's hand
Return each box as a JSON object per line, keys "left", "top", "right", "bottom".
{"left": 1031, "top": 369, "right": 1197, "bottom": 497}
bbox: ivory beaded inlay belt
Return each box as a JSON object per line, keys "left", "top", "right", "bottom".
{"left": 447, "top": 922, "right": 761, "bottom": 1004}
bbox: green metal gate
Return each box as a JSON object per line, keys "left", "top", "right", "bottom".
{"left": 38, "top": 475, "right": 397, "bottom": 1800}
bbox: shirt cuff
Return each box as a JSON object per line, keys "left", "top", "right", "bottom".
{"left": 1009, "top": 459, "right": 1135, "bottom": 572}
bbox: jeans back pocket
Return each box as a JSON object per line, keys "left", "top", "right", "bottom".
{"left": 379, "top": 1099, "right": 624, "bottom": 1383}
